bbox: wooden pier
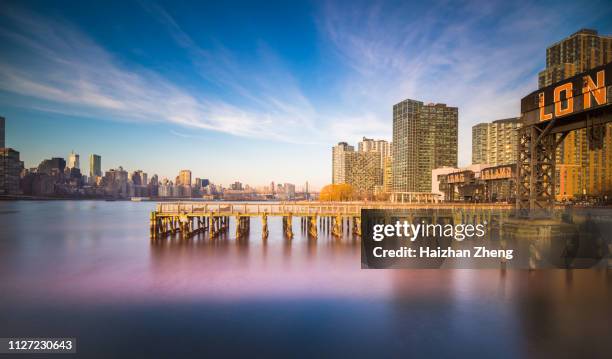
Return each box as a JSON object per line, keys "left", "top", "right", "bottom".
{"left": 149, "top": 201, "right": 513, "bottom": 240}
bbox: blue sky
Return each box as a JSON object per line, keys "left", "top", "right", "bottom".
{"left": 1, "top": 0, "right": 611, "bottom": 189}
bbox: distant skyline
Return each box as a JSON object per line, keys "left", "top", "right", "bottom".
{"left": 1, "top": 0, "right": 611, "bottom": 189}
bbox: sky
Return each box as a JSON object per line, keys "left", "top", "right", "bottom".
{"left": 0, "top": 0, "right": 611, "bottom": 190}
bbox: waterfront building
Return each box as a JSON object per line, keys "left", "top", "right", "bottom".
{"left": 284, "top": 183, "right": 296, "bottom": 199}
{"left": 67, "top": 151, "right": 80, "bottom": 169}
{"left": 148, "top": 174, "right": 159, "bottom": 197}
{"left": 471, "top": 118, "right": 521, "bottom": 166}
{"left": 332, "top": 142, "right": 354, "bottom": 184}
{"left": 130, "top": 170, "right": 144, "bottom": 186}
{"left": 0, "top": 148, "right": 24, "bottom": 195}
{"left": 0, "top": 116, "right": 4, "bottom": 148}
{"left": 431, "top": 167, "right": 460, "bottom": 198}
{"left": 538, "top": 29, "right": 611, "bottom": 88}
{"left": 104, "top": 166, "right": 128, "bottom": 198}
{"left": 433, "top": 164, "right": 514, "bottom": 202}
{"left": 538, "top": 29, "right": 612, "bottom": 199}
{"left": 346, "top": 151, "right": 381, "bottom": 197}
{"left": 38, "top": 157, "right": 66, "bottom": 176}
{"left": 182, "top": 185, "right": 192, "bottom": 198}
{"left": 392, "top": 99, "right": 458, "bottom": 192}
{"left": 149, "top": 174, "right": 159, "bottom": 186}
{"left": 471, "top": 123, "right": 489, "bottom": 165}
{"left": 331, "top": 140, "right": 384, "bottom": 197}
{"left": 89, "top": 154, "right": 102, "bottom": 183}
{"left": 20, "top": 172, "right": 55, "bottom": 196}
{"left": 358, "top": 137, "right": 392, "bottom": 167}
{"left": 556, "top": 164, "right": 581, "bottom": 201}
{"left": 177, "top": 170, "right": 192, "bottom": 186}
{"left": 383, "top": 156, "right": 393, "bottom": 193}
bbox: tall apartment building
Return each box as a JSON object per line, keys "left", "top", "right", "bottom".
{"left": 472, "top": 123, "right": 488, "bottom": 165}
{"left": 383, "top": 156, "right": 393, "bottom": 193}
{"left": 331, "top": 140, "right": 384, "bottom": 196}
{"left": 358, "top": 137, "right": 392, "bottom": 167}
{"left": 332, "top": 142, "right": 354, "bottom": 184}
{"left": 358, "top": 137, "right": 391, "bottom": 193}
{"left": 538, "top": 29, "right": 612, "bottom": 88}
{"left": 471, "top": 118, "right": 521, "bottom": 166}
{"left": 392, "top": 99, "right": 458, "bottom": 193}
{"left": 538, "top": 29, "right": 612, "bottom": 199}
{"left": 346, "top": 151, "right": 381, "bottom": 196}
{"left": 0, "top": 148, "right": 24, "bottom": 195}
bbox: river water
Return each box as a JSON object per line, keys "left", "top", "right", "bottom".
{"left": 0, "top": 201, "right": 610, "bottom": 358}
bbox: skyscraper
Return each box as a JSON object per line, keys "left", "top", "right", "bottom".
{"left": 68, "top": 151, "right": 80, "bottom": 169}
{"left": 471, "top": 118, "right": 521, "bottom": 166}
{"left": 178, "top": 170, "right": 192, "bottom": 186}
{"left": 0, "top": 116, "right": 5, "bottom": 149}
{"left": 0, "top": 148, "right": 24, "bottom": 195}
{"left": 332, "top": 142, "right": 354, "bottom": 184}
{"left": 537, "top": 29, "right": 612, "bottom": 199}
{"left": 89, "top": 154, "right": 102, "bottom": 180}
{"left": 392, "top": 99, "right": 458, "bottom": 193}
{"left": 538, "top": 29, "right": 612, "bottom": 88}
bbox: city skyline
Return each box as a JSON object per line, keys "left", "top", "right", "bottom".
{"left": 1, "top": 1, "right": 611, "bottom": 188}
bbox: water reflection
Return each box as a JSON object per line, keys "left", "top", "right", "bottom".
{"left": 0, "top": 201, "right": 610, "bottom": 357}
{"left": 361, "top": 208, "right": 612, "bottom": 269}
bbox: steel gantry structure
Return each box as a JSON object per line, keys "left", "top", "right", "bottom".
{"left": 517, "top": 62, "right": 612, "bottom": 215}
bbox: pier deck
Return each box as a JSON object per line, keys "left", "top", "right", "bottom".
{"left": 150, "top": 201, "right": 513, "bottom": 240}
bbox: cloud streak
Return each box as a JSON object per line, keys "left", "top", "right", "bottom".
{"left": 318, "top": 0, "right": 611, "bottom": 164}
{"left": 0, "top": 5, "right": 324, "bottom": 144}
{"left": 1, "top": 0, "right": 611, "bottom": 168}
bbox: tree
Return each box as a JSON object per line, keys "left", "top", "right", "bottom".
{"left": 319, "top": 183, "right": 355, "bottom": 201}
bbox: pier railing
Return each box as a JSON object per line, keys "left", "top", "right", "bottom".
{"left": 155, "top": 201, "right": 513, "bottom": 217}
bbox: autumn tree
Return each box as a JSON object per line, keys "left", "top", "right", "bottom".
{"left": 319, "top": 183, "right": 355, "bottom": 201}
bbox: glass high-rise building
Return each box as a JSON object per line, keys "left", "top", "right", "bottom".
{"left": 89, "top": 154, "right": 102, "bottom": 179}
{"left": 392, "top": 99, "right": 458, "bottom": 193}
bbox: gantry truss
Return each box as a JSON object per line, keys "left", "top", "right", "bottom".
{"left": 517, "top": 61, "right": 612, "bottom": 216}
{"left": 516, "top": 121, "right": 568, "bottom": 216}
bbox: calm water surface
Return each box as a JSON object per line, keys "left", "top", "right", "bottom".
{"left": 0, "top": 201, "right": 610, "bottom": 358}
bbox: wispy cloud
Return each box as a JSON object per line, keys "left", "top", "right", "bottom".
{"left": 1, "top": 0, "right": 610, "bottom": 167}
{"left": 0, "top": 5, "right": 323, "bottom": 144}
{"left": 318, "top": 0, "right": 610, "bottom": 164}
